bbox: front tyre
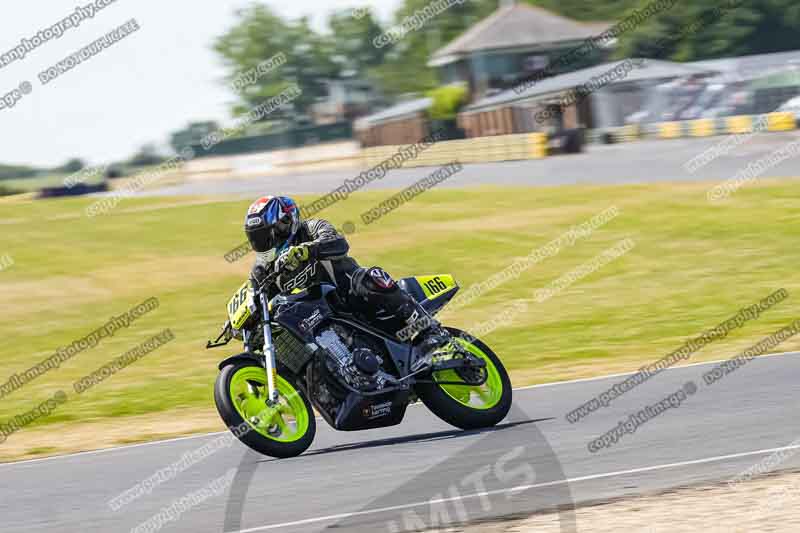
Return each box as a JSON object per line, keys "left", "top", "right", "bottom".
{"left": 415, "top": 328, "right": 512, "bottom": 430}
{"left": 214, "top": 360, "right": 315, "bottom": 458}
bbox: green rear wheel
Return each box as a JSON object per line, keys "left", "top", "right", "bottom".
{"left": 214, "top": 360, "right": 315, "bottom": 458}
{"left": 415, "top": 328, "right": 512, "bottom": 430}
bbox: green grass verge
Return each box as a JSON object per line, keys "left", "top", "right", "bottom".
{"left": 0, "top": 179, "right": 798, "bottom": 434}
{"left": 1, "top": 173, "right": 72, "bottom": 192}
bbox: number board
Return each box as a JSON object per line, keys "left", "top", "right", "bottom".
{"left": 416, "top": 274, "right": 456, "bottom": 300}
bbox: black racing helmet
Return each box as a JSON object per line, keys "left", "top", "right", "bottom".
{"left": 244, "top": 196, "right": 301, "bottom": 260}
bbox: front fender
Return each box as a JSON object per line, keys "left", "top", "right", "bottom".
{"left": 217, "top": 352, "right": 264, "bottom": 371}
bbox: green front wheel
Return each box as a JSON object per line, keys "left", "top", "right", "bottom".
{"left": 214, "top": 360, "right": 316, "bottom": 458}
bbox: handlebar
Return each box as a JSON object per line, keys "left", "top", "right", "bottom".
{"left": 250, "top": 262, "right": 283, "bottom": 292}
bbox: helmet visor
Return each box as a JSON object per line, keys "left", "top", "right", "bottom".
{"left": 246, "top": 225, "right": 276, "bottom": 253}
{"left": 245, "top": 216, "right": 293, "bottom": 253}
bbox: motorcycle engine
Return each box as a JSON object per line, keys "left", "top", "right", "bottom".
{"left": 314, "top": 324, "right": 392, "bottom": 393}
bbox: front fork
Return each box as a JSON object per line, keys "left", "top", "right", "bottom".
{"left": 259, "top": 293, "right": 279, "bottom": 404}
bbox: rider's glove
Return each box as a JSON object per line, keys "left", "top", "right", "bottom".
{"left": 277, "top": 244, "right": 311, "bottom": 272}
{"left": 250, "top": 265, "right": 269, "bottom": 288}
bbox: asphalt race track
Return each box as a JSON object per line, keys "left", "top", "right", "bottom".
{"left": 2, "top": 351, "right": 799, "bottom": 532}
{"left": 141, "top": 130, "right": 800, "bottom": 197}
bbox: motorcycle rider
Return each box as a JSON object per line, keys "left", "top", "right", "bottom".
{"left": 243, "top": 195, "right": 450, "bottom": 359}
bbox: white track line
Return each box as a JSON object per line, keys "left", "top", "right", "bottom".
{"left": 232, "top": 442, "right": 800, "bottom": 532}
{"left": 513, "top": 349, "right": 800, "bottom": 391}
{"left": 1, "top": 350, "right": 797, "bottom": 468}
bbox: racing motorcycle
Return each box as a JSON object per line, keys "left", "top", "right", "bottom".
{"left": 207, "top": 265, "right": 512, "bottom": 458}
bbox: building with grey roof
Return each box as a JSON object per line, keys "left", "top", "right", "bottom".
{"left": 428, "top": 1, "right": 613, "bottom": 99}
{"left": 456, "top": 58, "right": 719, "bottom": 137}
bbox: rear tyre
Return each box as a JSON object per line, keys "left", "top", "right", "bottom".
{"left": 415, "top": 327, "right": 512, "bottom": 430}
{"left": 214, "top": 360, "right": 315, "bottom": 458}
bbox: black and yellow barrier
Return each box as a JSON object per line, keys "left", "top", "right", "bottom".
{"left": 655, "top": 112, "right": 797, "bottom": 139}
{"left": 609, "top": 111, "right": 797, "bottom": 143}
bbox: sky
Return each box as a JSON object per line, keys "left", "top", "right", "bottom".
{"left": 0, "top": 0, "right": 402, "bottom": 168}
